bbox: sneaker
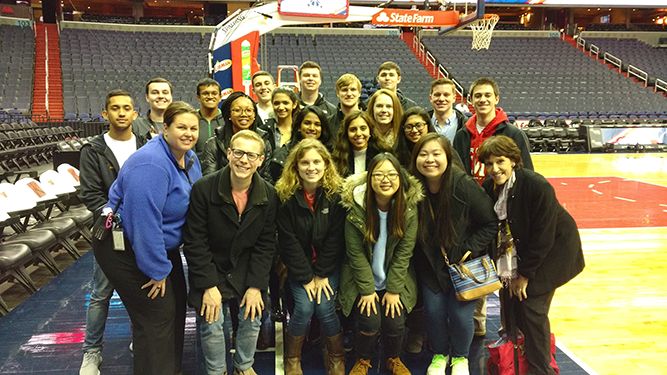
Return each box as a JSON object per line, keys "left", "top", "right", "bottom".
{"left": 79, "top": 351, "right": 102, "bottom": 375}
{"left": 349, "top": 358, "right": 372, "bottom": 375}
{"left": 386, "top": 357, "right": 411, "bottom": 375}
{"left": 129, "top": 341, "right": 133, "bottom": 352}
{"left": 450, "top": 357, "right": 469, "bottom": 375}
{"left": 426, "top": 354, "right": 449, "bottom": 375}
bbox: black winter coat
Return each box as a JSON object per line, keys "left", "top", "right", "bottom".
{"left": 277, "top": 188, "right": 346, "bottom": 285}
{"left": 482, "top": 168, "right": 585, "bottom": 296}
{"left": 183, "top": 167, "right": 278, "bottom": 310}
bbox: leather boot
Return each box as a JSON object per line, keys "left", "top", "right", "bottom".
{"left": 283, "top": 331, "right": 305, "bottom": 375}
{"left": 322, "top": 330, "right": 346, "bottom": 375}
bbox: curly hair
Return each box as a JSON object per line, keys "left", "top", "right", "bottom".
{"left": 275, "top": 139, "right": 342, "bottom": 203}
{"left": 332, "top": 110, "right": 391, "bottom": 176}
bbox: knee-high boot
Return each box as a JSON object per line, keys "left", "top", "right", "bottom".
{"left": 322, "top": 330, "right": 346, "bottom": 375}
{"left": 284, "top": 331, "right": 305, "bottom": 375}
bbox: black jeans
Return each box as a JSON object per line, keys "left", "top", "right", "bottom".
{"left": 93, "top": 235, "right": 186, "bottom": 375}
{"left": 354, "top": 290, "right": 406, "bottom": 360}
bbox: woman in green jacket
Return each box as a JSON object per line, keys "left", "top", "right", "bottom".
{"left": 339, "top": 152, "right": 423, "bottom": 375}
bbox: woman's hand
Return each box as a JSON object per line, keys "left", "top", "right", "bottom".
{"left": 510, "top": 275, "right": 529, "bottom": 301}
{"left": 357, "top": 293, "right": 379, "bottom": 317}
{"left": 303, "top": 279, "right": 317, "bottom": 302}
{"left": 201, "top": 286, "right": 222, "bottom": 324}
{"left": 240, "top": 287, "right": 264, "bottom": 322}
{"left": 314, "top": 276, "right": 334, "bottom": 305}
{"left": 382, "top": 292, "right": 404, "bottom": 318}
{"left": 141, "top": 277, "right": 166, "bottom": 299}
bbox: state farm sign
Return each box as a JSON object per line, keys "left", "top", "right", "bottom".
{"left": 372, "top": 9, "right": 460, "bottom": 27}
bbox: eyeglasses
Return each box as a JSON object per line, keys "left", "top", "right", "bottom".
{"left": 403, "top": 122, "right": 427, "bottom": 132}
{"left": 371, "top": 172, "right": 400, "bottom": 182}
{"left": 231, "top": 148, "right": 261, "bottom": 161}
{"left": 231, "top": 108, "right": 254, "bottom": 115}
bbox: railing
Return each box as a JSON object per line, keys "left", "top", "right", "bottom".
{"left": 412, "top": 34, "right": 464, "bottom": 99}
{"left": 603, "top": 52, "right": 622, "bottom": 71}
{"left": 655, "top": 78, "right": 667, "bottom": 95}
{"left": 577, "top": 35, "right": 586, "bottom": 50}
{"left": 589, "top": 44, "right": 599, "bottom": 59}
{"left": 627, "top": 65, "right": 648, "bottom": 87}
{"left": 426, "top": 51, "right": 437, "bottom": 75}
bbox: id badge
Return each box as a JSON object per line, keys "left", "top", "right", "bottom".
{"left": 112, "top": 228, "right": 125, "bottom": 251}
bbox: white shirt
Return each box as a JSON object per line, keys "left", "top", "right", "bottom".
{"left": 104, "top": 133, "right": 137, "bottom": 169}
{"left": 256, "top": 106, "right": 274, "bottom": 124}
{"left": 353, "top": 148, "right": 367, "bottom": 175}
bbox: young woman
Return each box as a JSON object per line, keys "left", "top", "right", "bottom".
{"left": 409, "top": 133, "right": 497, "bottom": 375}
{"left": 394, "top": 107, "right": 436, "bottom": 168}
{"left": 478, "top": 136, "right": 584, "bottom": 375}
{"left": 262, "top": 86, "right": 300, "bottom": 151}
{"left": 94, "top": 102, "right": 202, "bottom": 375}
{"left": 274, "top": 139, "right": 346, "bottom": 375}
{"left": 200, "top": 91, "right": 272, "bottom": 177}
{"left": 332, "top": 111, "right": 390, "bottom": 178}
{"left": 366, "top": 89, "right": 403, "bottom": 148}
{"left": 269, "top": 105, "right": 333, "bottom": 183}
{"left": 340, "top": 153, "right": 423, "bottom": 375}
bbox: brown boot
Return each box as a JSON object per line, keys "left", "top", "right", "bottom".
{"left": 322, "top": 331, "right": 345, "bottom": 375}
{"left": 386, "top": 357, "right": 411, "bottom": 375}
{"left": 349, "top": 358, "right": 372, "bottom": 375}
{"left": 283, "top": 332, "right": 305, "bottom": 375}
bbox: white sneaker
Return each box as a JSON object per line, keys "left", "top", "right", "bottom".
{"left": 79, "top": 351, "right": 102, "bottom": 375}
{"left": 450, "top": 357, "right": 469, "bottom": 375}
{"left": 427, "top": 354, "right": 449, "bottom": 375}
{"left": 129, "top": 341, "right": 133, "bottom": 352}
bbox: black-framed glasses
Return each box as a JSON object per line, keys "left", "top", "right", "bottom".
{"left": 231, "top": 108, "right": 254, "bottom": 115}
{"left": 231, "top": 148, "right": 261, "bottom": 161}
{"left": 403, "top": 122, "right": 427, "bottom": 132}
{"left": 371, "top": 172, "right": 400, "bottom": 182}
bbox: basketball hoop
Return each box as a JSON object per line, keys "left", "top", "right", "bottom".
{"left": 470, "top": 14, "right": 499, "bottom": 50}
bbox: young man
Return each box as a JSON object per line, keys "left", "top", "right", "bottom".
{"left": 78, "top": 89, "right": 145, "bottom": 375}
{"left": 133, "top": 77, "right": 173, "bottom": 141}
{"left": 251, "top": 71, "right": 276, "bottom": 124}
{"left": 377, "top": 61, "right": 418, "bottom": 111}
{"left": 429, "top": 78, "right": 467, "bottom": 144}
{"left": 183, "top": 130, "right": 277, "bottom": 375}
{"left": 328, "top": 73, "right": 363, "bottom": 135}
{"left": 195, "top": 78, "right": 225, "bottom": 159}
{"left": 452, "top": 77, "right": 533, "bottom": 338}
{"left": 298, "top": 61, "right": 336, "bottom": 116}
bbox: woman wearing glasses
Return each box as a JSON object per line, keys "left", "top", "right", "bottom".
{"left": 201, "top": 91, "right": 272, "bottom": 177}
{"left": 394, "top": 107, "right": 436, "bottom": 167}
{"left": 339, "top": 153, "right": 423, "bottom": 375}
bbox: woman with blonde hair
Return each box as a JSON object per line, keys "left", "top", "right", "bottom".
{"left": 366, "top": 89, "right": 403, "bottom": 147}
{"left": 274, "top": 139, "right": 347, "bottom": 374}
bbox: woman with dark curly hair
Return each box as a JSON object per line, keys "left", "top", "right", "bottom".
{"left": 332, "top": 111, "right": 391, "bottom": 178}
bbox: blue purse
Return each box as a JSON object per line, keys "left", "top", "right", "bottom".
{"left": 443, "top": 249, "right": 502, "bottom": 301}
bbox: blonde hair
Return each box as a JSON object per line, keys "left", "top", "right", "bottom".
{"left": 230, "top": 129, "right": 265, "bottom": 155}
{"left": 275, "top": 139, "right": 342, "bottom": 203}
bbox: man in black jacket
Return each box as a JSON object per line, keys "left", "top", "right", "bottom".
{"left": 328, "top": 73, "right": 363, "bottom": 136}
{"left": 298, "top": 61, "right": 337, "bottom": 117}
{"left": 429, "top": 78, "right": 467, "bottom": 144}
{"left": 133, "top": 77, "right": 173, "bottom": 142}
{"left": 78, "top": 89, "right": 145, "bottom": 375}
{"left": 183, "top": 130, "right": 277, "bottom": 375}
{"left": 377, "top": 61, "right": 418, "bottom": 111}
{"left": 195, "top": 78, "right": 225, "bottom": 159}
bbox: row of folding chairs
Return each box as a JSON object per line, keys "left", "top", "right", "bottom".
{"left": 0, "top": 127, "right": 80, "bottom": 170}
{"left": 0, "top": 164, "right": 93, "bottom": 316}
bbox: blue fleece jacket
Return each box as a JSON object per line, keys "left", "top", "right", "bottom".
{"left": 106, "top": 134, "right": 202, "bottom": 281}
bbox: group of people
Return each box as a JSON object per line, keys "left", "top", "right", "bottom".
{"left": 77, "top": 60, "right": 584, "bottom": 375}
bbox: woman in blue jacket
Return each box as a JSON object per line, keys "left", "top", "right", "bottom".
{"left": 93, "top": 101, "right": 202, "bottom": 375}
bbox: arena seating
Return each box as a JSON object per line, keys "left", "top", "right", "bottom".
{"left": 0, "top": 25, "right": 35, "bottom": 113}
{"left": 584, "top": 37, "right": 667, "bottom": 81}
{"left": 422, "top": 35, "right": 666, "bottom": 114}
{"left": 59, "top": 28, "right": 209, "bottom": 117}
{"left": 265, "top": 33, "right": 434, "bottom": 109}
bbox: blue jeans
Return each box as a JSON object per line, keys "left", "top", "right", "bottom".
{"left": 287, "top": 271, "right": 341, "bottom": 337}
{"left": 198, "top": 302, "right": 261, "bottom": 374}
{"left": 422, "top": 286, "right": 477, "bottom": 358}
{"left": 82, "top": 258, "right": 115, "bottom": 353}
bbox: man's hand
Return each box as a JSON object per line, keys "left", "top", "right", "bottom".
{"left": 240, "top": 287, "right": 264, "bottom": 322}
{"left": 200, "top": 286, "right": 222, "bottom": 324}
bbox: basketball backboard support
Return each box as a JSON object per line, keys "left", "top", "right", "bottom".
{"left": 438, "top": 0, "right": 485, "bottom": 35}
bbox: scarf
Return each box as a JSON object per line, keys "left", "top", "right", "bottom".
{"left": 493, "top": 170, "right": 518, "bottom": 285}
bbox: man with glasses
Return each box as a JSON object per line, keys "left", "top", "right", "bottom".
{"left": 183, "top": 129, "right": 278, "bottom": 375}
{"left": 195, "top": 78, "right": 225, "bottom": 159}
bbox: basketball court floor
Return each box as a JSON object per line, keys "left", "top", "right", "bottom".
{"left": 0, "top": 152, "right": 666, "bottom": 374}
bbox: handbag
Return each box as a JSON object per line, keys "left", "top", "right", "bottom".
{"left": 444, "top": 249, "right": 503, "bottom": 302}
{"left": 487, "top": 332, "right": 559, "bottom": 375}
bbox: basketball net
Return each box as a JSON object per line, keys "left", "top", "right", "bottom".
{"left": 470, "top": 14, "right": 499, "bottom": 50}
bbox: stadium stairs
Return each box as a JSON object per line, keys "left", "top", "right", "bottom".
{"left": 33, "top": 24, "right": 64, "bottom": 119}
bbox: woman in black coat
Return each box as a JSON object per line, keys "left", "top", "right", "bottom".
{"left": 478, "top": 135, "right": 585, "bottom": 375}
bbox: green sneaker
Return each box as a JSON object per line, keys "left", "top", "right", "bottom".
{"left": 451, "top": 357, "right": 469, "bottom": 375}
{"left": 426, "top": 354, "right": 449, "bottom": 375}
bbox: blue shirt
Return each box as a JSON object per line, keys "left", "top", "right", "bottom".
{"left": 432, "top": 112, "right": 458, "bottom": 144}
{"left": 106, "top": 134, "right": 202, "bottom": 280}
{"left": 372, "top": 210, "right": 388, "bottom": 291}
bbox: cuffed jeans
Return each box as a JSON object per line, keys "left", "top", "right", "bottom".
{"left": 287, "top": 270, "right": 341, "bottom": 338}
{"left": 422, "top": 286, "right": 477, "bottom": 358}
{"left": 82, "top": 257, "right": 115, "bottom": 353}
{"left": 198, "top": 302, "right": 262, "bottom": 374}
